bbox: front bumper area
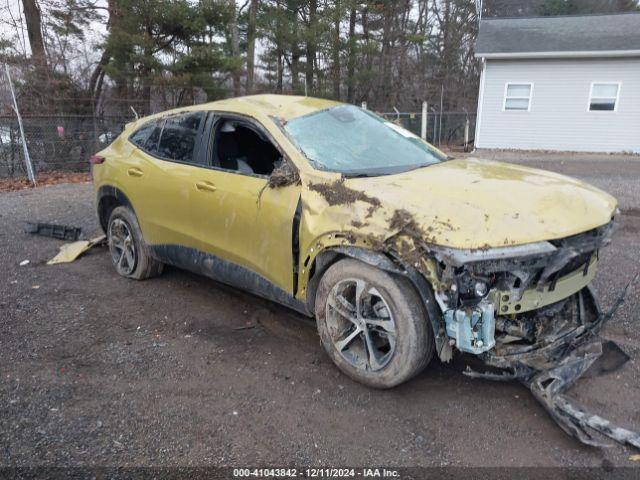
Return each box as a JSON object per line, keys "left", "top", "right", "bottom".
{"left": 466, "top": 286, "right": 640, "bottom": 449}
{"left": 391, "top": 218, "right": 638, "bottom": 448}
{"left": 441, "top": 254, "right": 600, "bottom": 356}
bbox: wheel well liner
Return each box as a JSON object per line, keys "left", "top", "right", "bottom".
{"left": 97, "top": 185, "right": 134, "bottom": 232}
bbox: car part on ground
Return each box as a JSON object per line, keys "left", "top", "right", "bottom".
{"left": 107, "top": 206, "right": 163, "bottom": 280}
{"left": 25, "top": 222, "right": 83, "bottom": 241}
{"left": 47, "top": 235, "right": 106, "bottom": 265}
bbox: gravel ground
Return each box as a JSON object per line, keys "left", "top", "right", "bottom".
{"left": 1, "top": 157, "right": 639, "bottom": 468}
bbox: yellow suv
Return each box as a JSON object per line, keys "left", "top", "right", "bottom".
{"left": 92, "top": 94, "right": 617, "bottom": 391}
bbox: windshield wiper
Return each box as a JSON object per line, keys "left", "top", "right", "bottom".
{"left": 342, "top": 162, "right": 440, "bottom": 178}
{"left": 342, "top": 172, "right": 376, "bottom": 178}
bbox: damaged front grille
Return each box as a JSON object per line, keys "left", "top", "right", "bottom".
{"left": 536, "top": 220, "right": 614, "bottom": 288}
{"left": 425, "top": 224, "right": 613, "bottom": 357}
{"left": 493, "top": 290, "right": 596, "bottom": 350}
{"left": 489, "top": 288, "right": 601, "bottom": 367}
{"left": 428, "top": 220, "right": 616, "bottom": 326}
{"left": 464, "top": 220, "right": 614, "bottom": 309}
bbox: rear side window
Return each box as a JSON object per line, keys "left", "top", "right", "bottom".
{"left": 157, "top": 112, "right": 204, "bottom": 163}
{"left": 129, "top": 120, "right": 162, "bottom": 154}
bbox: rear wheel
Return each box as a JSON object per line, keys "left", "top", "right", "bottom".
{"left": 315, "top": 258, "right": 434, "bottom": 388}
{"left": 107, "top": 206, "right": 163, "bottom": 280}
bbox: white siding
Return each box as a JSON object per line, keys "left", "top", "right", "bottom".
{"left": 476, "top": 58, "right": 640, "bottom": 153}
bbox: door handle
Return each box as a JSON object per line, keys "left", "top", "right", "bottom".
{"left": 195, "top": 181, "right": 217, "bottom": 193}
{"left": 127, "top": 167, "right": 143, "bottom": 177}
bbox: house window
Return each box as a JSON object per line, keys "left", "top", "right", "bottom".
{"left": 504, "top": 83, "right": 532, "bottom": 111}
{"left": 589, "top": 83, "right": 620, "bottom": 111}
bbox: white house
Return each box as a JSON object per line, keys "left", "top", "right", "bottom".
{"left": 474, "top": 13, "right": 640, "bottom": 154}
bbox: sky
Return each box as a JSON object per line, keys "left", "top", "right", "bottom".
{"left": 0, "top": 0, "right": 108, "bottom": 59}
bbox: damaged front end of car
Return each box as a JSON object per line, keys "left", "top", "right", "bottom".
{"left": 391, "top": 218, "right": 640, "bottom": 449}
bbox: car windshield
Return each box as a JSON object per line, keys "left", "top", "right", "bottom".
{"left": 283, "top": 105, "right": 446, "bottom": 176}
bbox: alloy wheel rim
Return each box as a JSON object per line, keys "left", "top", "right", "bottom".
{"left": 109, "top": 218, "right": 136, "bottom": 276}
{"left": 325, "top": 278, "right": 397, "bottom": 372}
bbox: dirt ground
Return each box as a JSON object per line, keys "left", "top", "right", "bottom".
{"left": 0, "top": 172, "right": 91, "bottom": 193}
{"left": 1, "top": 156, "right": 639, "bottom": 469}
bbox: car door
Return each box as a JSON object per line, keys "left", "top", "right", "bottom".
{"left": 123, "top": 111, "right": 210, "bottom": 251}
{"left": 187, "top": 115, "right": 302, "bottom": 294}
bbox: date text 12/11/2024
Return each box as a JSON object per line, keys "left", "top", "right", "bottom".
{"left": 233, "top": 468, "right": 400, "bottom": 478}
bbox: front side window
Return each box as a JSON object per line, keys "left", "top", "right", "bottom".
{"left": 589, "top": 83, "right": 620, "bottom": 111}
{"left": 212, "top": 118, "right": 282, "bottom": 176}
{"left": 283, "top": 105, "right": 445, "bottom": 176}
{"left": 504, "top": 83, "right": 532, "bottom": 111}
{"left": 157, "top": 112, "right": 204, "bottom": 163}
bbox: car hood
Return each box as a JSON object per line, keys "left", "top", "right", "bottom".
{"left": 312, "top": 158, "right": 617, "bottom": 250}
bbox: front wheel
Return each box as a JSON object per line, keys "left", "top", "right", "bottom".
{"left": 315, "top": 258, "right": 434, "bottom": 388}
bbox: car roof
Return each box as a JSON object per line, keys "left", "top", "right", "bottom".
{"left": 179, "top": 94, "right": 342, "bottom": 122}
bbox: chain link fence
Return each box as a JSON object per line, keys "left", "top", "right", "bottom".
{"left": 0, "top": 114, "right": 130, "bottom": 178}
{"left": 0, "top": 104, "right": 476, "bottom": 180}
{"left": 378, "top": 111, "right": 476, "bottom": 151}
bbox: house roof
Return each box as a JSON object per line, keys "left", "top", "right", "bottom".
{"left": 475, "top": 13, "right": 640, "bottom": 59}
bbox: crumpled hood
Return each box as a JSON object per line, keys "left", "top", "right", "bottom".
{"left": 342, "top": 158, "right": 617, "bottom": 249}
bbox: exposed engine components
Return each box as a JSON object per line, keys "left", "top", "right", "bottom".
{"left": 444, "top": 303, "right": 495, "bottom": 354}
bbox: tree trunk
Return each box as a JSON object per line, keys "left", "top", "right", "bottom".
{"left": 378, "top": 1, "right": 395, "bottom": 107}
{"left": 440, "top": 0, "right": 452, "bottom": 111}
{"left": 331, "top": 0, "right": 341, "bottom": 99}
{"left": 276, "top": 50, "right": 283, "bottom": 93}
{"left": 89, "top": 49, "right": 110, "bottom": 107}
{"left": 142, "top": 24, "right": 153, "bottom": 115}
{"left": 229, "top": 0, "right": 241, "bottom": 96}
{"left": 246, "top": 0, "right": 258, "bottom": 93}
{"left": 22, "top": 0, "right": 47, "bottom": 68}
{"left": 346, "top": 3, "right": 356, "bottom": 103}
{"left": 291, "top": 43, "right": 301, "bottom": 93}
{"left": 361, "top": 4, "right": 372, "bottom": 103}
{"left": 305, "top": 0, "right": 317, "bottom": 95}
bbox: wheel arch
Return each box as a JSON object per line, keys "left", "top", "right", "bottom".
{"left": 97, "top": 185, "right": 135, "bottom": 233}
{"left": 305, "top": 245, "right": 447, "bottom": 356}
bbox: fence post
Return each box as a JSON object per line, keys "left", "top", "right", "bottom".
{"left": 438, "top": 85, "right": 444, "bottom": 147}
{"left": 421, "top": 101, "right": 428, "bottom": 140}
{"left": 464, "top": 117, "right": 470, "bottom": 152}
{"left": 361, "top": 101, "right": 367, "bottom": 111}
{"left": 92, "top": 98, "right": 99, "bottom": 153}
{"left": 5, "top": 64, "right": 36, "bottom": 186}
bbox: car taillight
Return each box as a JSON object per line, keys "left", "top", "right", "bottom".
{"left": 90, "top": 155, "right": 105, "bottom": 164}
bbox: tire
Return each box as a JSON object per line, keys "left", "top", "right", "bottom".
{"left": 107, "top": 206, "right": 163, "bottom": 280}
{"left": 315, "top": 258, "right": 434, "bottom": 388}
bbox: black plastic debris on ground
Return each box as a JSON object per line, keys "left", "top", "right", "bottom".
{"left": 24, "top": 222, "right": 83, "bottom": 241}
